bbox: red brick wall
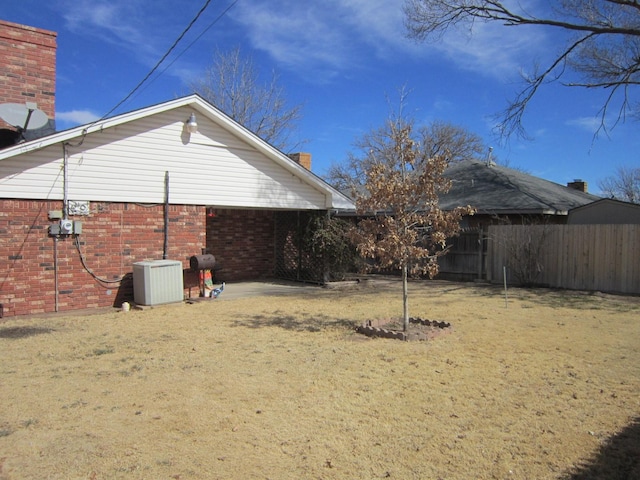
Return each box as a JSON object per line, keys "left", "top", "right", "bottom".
{"left": 0, "top": 20, "right": 57, "bottom": 128}
{"left": 206, "top": 209, "right": 275, "bottom": 281}
{"left": 0, "top": 200, "right": 205, "bottom": 317}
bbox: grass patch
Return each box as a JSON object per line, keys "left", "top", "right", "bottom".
{"left": 90, "top": 347, "right": 114, "bottom": 356}
{"left": 0, "top": 280, "right": 638, "bottom": 479}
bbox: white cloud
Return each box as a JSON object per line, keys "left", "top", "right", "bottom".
{"left": 57, "top": 0, "right": 183, "bottom": 64}
{"left": 55, "top": 0, "right": 242, "bottom": 88}
{"left": 61, "top": 1, "right": 148, "bottom": 48}
{"left": 56, "top": 109, "right": 101, "bottom": 126}
{"left": 338, "top": 0, "right": 416, "bottom": 56}
{"left": 63, "top": 2, "right": 134, "bottom": 35}
{"left": 566, "top": 116, "right": 602, "bottom": 133}
{"left": 231, "top": 3, "right": 348, "bottom": 72}
{"left": 53, "top": 0, "right": 551, "bottom": 86}
{"left": 229, "top": 0, "right": 412, "bottom": 80}
{"left": 229, "top": 0, "right": 548, "bottom": 82}
{"left": 417, "top": 0, "right": 553, "bottom": 80}
{"left": 436, "top": 22, "right": 544, "bottom": 79}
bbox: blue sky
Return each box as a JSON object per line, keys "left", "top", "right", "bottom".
{"left": 4, "top": 0, "right": 638, "bottom": 195}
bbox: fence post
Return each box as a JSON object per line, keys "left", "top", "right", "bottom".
{"left": 503, "top": 265, "right": 508, "bottom": 308}
{"left": 477, "top": 228, "right": 484, "bottom": 280}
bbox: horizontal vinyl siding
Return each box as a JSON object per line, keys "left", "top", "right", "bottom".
{"left": 0, "top": 144, "right": 64, "bottom": 199}
{"left": 0, "top": 107, "right": 328, "bottom": 209}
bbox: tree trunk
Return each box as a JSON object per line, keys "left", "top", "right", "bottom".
{"left": 402, "top": 264, "right": 409, "bottom": 332}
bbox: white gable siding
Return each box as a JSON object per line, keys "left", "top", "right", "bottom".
{"left": 0, "top": 107, "right": 329, "bottom": 209}
{"left": 0, "top": 143, "right": 64, "bottom": 199}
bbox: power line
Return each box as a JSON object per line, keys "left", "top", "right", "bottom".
{"left": 94, "top": 0, "right": 214, "bottom": 124}
{"left": 137, "top": 0, "right": 239, "bottom": 97}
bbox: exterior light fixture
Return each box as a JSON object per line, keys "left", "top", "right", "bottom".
{"left": 185, "top": 113, "right": 198, "bottom": 133}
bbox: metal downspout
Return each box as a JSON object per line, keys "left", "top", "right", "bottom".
{"left": 54, "top": 236, "right": 59, "bottom": 312}
{"left": 163, "top": 171, "right": 169, "bottom": 259}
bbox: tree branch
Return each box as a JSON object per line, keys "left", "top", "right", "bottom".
{"left": 405, "top": 0, "right": 640, "bottom": 138}
{"left": 496, "top": 33, "right": 598, "bottom": 139}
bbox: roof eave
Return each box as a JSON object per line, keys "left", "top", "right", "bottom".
{"left": 473, "top": 208, "right": 568, "bottom": 216}
{"left": 0, "top": 94, "right": 355, "bottom": 210}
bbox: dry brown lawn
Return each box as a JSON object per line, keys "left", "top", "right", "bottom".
{"left": 1, "top": 280, "right": 639, "bottom": 480}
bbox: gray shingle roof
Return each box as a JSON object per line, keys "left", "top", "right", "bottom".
{"left": 440, "top": 160, "right": 600, "bottom": 215}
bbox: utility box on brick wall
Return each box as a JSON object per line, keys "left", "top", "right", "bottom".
{"left": 133, "top": 260, "right": 184, "bottom": 306}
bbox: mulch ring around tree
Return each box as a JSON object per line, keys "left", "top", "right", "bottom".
{"left": 355, "top": 317, "right": 452, "bottom": 342}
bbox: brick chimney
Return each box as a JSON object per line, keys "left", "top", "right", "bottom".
{"left": 0, "top": 20, "right": 57, "bottom": 138}
{"left": 288, "top": 152, "right": 312, "bottom": 170}
{"left": 567, "top": 179, "right": 588, "bottom": 193}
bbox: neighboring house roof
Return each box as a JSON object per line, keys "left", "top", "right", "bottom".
{"left": 0, "top": 94, "right": 354, "bottom": 211}
{"left": 568, "top": 198, "right": 640, "bottom": 224}
{"left": 440, "top": 160, "right": 600, "bottom": 215}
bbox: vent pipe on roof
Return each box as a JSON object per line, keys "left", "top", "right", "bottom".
{"left": 485, "top": 147, "right": 494, "bottom": 167}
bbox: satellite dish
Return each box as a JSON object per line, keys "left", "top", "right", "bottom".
{"left": 0, "top": 102, "right": 49, "bottom": 130}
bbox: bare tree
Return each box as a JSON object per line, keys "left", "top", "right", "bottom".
{"left": 189, "top": 46, "right": 304, "bottom": 152}
{"left": 404, "top": 0, "right": 640, "bottom": 139}
{"left": 350, "top": 101, "right": 474, "bottom": 332}
{"left": 500, "top": 220, "right": 551, "bottom": 287}
{"left": 423, "top": 120, "right": 486, "bottom": 163}
{"left": 326, "top": 119, "right": 486, "bottom": 194}
{"left": 598, "top": 165, "right": 640, "bottom": 203}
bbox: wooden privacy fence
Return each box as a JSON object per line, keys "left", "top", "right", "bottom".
{"left": 487, "top": 224, "right": 640, "bottom": 294}
{"left": 437, "top": 230, "right": 486, "bottom": 281}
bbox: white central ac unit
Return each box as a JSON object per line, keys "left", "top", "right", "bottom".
{"left": 133, "top": 260, "right": 184, "bottom": 306}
